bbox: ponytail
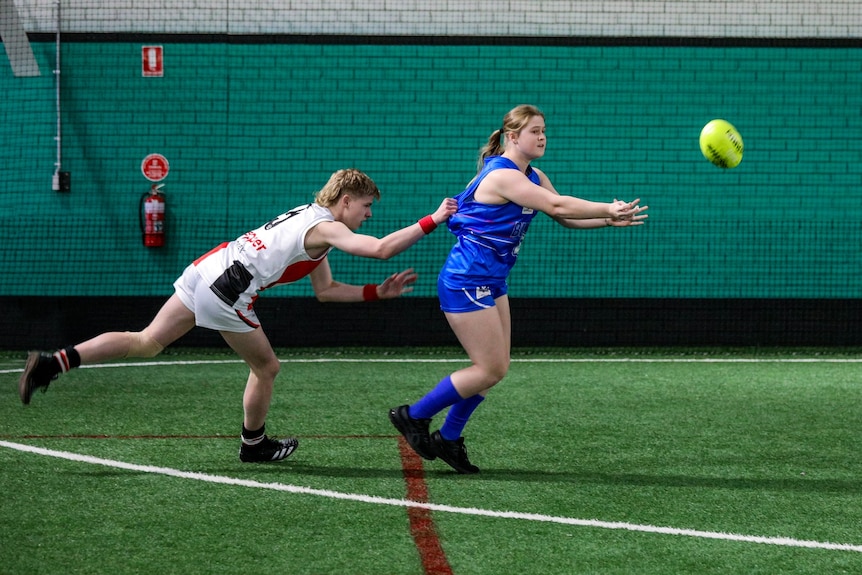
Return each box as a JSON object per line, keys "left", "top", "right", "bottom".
{"left": 476, "top": 128, "right": 505, "bottom": 172}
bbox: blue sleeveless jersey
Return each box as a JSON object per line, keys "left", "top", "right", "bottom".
{"left": 439, "top": 156, "right": 540, "bottom": 287}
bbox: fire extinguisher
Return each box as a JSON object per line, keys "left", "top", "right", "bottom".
{"left": 140, "top": 183, "right": 166, "bottom": 247}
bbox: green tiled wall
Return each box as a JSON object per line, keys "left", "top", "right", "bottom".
{"left": 2, "top": 42, "right": 860, "bottom": 297}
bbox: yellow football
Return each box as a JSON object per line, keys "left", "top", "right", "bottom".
{"left": 699, "top": 119, "right": 744, "bottom": 169}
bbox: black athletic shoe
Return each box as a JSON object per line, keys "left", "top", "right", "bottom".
{"left": 389, "top": 404, "right": 436, "bottom": 460}
{"left": 239, "top": 436, "right": 299, "bottom": 463}
{"left": 19, "top": 351, "right": 58, "bottom": 405}
{"left": 431, "top": 430, "right": 480, "bottom": 474}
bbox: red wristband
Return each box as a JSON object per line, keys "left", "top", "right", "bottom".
{"left": 418, "top": 215, "right": 437, "bottom": 234}
{"left": 363, "top": 284, "right": 379, "bottom": 301}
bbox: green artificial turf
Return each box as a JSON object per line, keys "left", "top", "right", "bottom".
{"left": 2, "top": 348, "right": 861, "bottom": 574}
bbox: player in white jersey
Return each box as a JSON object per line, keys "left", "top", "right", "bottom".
{"left": 186, "top": 202, "right": 347, "bottom": 331}
{"left": 20, "top": 168, "right": 457, "bottom": 463}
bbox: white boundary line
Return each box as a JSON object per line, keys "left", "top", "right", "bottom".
{"left": 2, "top": 440, "right": 861, "bottom": 554}
{"left": 4, "top": 356, "right": 862, "bottom": 374}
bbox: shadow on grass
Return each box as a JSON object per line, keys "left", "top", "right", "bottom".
{"left": 60, "top": 462, "right": 862, "bottom": 494}
{"left": 214, "top": 464, "right": 862, "bottom": 495}
{"left": 247, "top": 462, "right": 408, "bottom": 480}
{"left": 473, "top": 468, "right": 862, "bottom": 493}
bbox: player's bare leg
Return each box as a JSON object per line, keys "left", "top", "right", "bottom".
{"left": 74, "top": 295, "right": 195, "bottom": 362}
{"left": 445, "top": 294, "right": 512, "bottom": 398}
{"left": 20, "top": 295, "right": 194, "bottom": 404}
{"left": 221, "top": 327, "right": 297, "bottom": 462}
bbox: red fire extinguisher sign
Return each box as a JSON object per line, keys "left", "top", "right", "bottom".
{"left": 141, "top": 153, "right": 169, "bottom": 182}
{"left": 142, "top": 46, "right": 163, "bottom": 77}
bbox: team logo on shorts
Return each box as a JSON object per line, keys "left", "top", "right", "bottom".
{"left": 476, "top": 286, "right": 491, "bottom": 299}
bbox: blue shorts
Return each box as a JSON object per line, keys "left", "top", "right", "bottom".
{"left": 437, "top": 278, "right": 508, "bottom": 313}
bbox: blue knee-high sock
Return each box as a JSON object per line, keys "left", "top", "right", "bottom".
{"left": 409, "top": 375, "right": 462, "bottom": 420}
{"left": 439, "top": 394, "right": 485, "bottom": 441}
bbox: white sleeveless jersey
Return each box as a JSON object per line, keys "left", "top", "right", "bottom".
{"left": 193, "top": 203, "right": 334, "bottom": 309}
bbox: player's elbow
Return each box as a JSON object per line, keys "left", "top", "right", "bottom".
{"left": 312, "top": 283, "right": 337, "bottom": 303}
{"left": 368, "top": 242, "right": 398, "bottom": 260}
{"left": 551, "top": 215, "right": 574, "bottom": 229}
{"left": 314, "top": 288, "right": 339, "bottom": 303}
{"left": 547, "top": 201, "right": 572, "bottom": 219}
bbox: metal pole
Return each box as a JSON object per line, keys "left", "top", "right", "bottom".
{"left": 52, "top": 0, "right": 62, "bottom": 191}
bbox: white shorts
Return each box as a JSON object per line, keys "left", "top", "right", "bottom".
{"left": 173, "top": 263, "right": 260, "bottom": 333}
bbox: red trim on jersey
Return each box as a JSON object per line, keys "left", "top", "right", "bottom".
{"left": 261, "top": 258, "right": 325, "bottom": 290}
{"left": 235, "top": 309, "right": 260, "bottom": 329}
{"left": 193, "top": 242, "right": 229, "bottom": 266}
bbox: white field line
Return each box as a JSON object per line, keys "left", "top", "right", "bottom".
{"left": 1, "top": 440, "right": 861, "bottom": 554}
{"left": 3, "top": 356, "right": 862, "bottom": 374}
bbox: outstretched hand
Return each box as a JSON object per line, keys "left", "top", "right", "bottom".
{"left": 432, "top": 198, "right": 458, "bottom": 225}
{"left": 609, "top": 198, "right": 649, "bottom": 226}
{"left": 377, "top": 268, "right": 418, "bottom": 299}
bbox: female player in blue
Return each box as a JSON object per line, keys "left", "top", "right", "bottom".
{"left": 389, "top": 104, "right": 648, "bottom": 473}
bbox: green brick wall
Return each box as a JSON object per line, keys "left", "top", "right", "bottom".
{"left": 2, "top": 42, "right": 860, "bottom": 298}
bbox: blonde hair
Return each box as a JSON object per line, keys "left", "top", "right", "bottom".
{"left": 314, "top": 168, "right": 381, "bottom": 207}
{"left": 477, "top": 104, "right": 545, "bottom": 171}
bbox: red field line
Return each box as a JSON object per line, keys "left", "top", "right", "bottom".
{"left": 397, "top": 436, "right": 453, "bottom": 575}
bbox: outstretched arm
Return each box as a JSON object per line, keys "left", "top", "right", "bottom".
{"left": 310, "top": 198, "right": 457, "bottom": 260}
{"left": 553, "top": 200, "right": 649, "bottom": 229}
{"left": 309, "top": 259, "right": 418, "bottom": 303}
{"left": 481, "top": 168, "right": 642, "bottom": 221}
